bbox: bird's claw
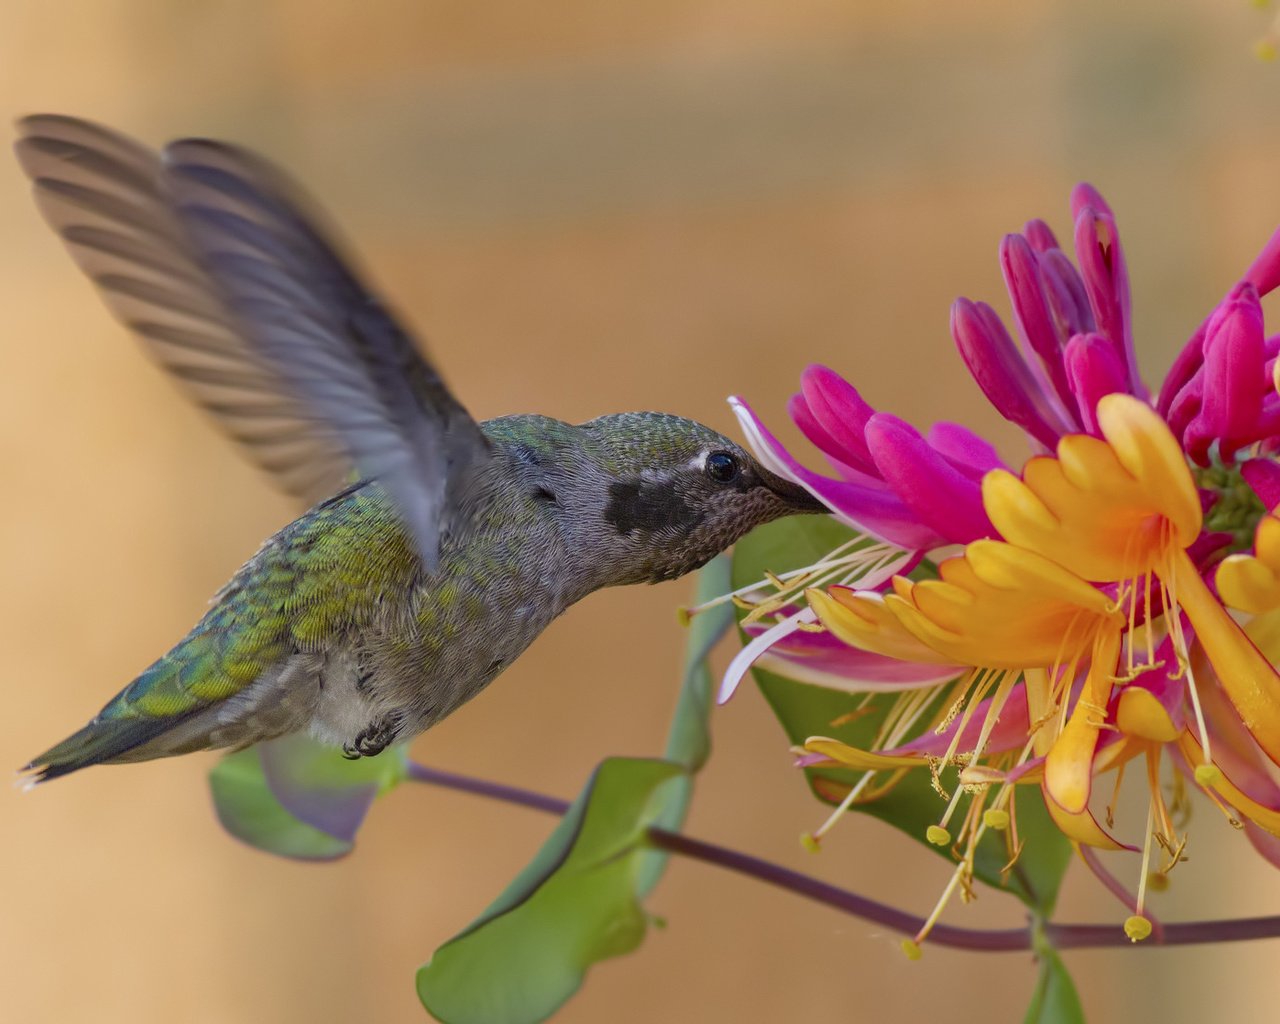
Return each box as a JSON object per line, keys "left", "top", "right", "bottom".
{"left": 342, "top": 716, "right": 399, "bottom": 759}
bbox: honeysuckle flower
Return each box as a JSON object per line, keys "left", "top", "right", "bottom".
{"left": 742, "top": 616, "right": 958, "bottom": 692}
{"left": 810, "top": 538, "right": 1130, "bottom": 848}
{"left": 721, "top": 183, "right": 1280, "bottom": 949}
{"left": 732, "top": 368, "right": 1003, "bottom": 551}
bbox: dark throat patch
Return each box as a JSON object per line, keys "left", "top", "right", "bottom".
{"left": 604, "top": 477, "right": 704, "bottom": 536}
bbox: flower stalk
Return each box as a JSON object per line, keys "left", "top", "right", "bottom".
{"left": 406, "top": 760, "right": 1280, "bottom": 952}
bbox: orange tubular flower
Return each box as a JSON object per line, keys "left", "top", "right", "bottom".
{"left": 811, "top": 541, "right": 1130, "bottom": 845}
{"left": 987, "top": 395, "right": 1280, "bottom": 774}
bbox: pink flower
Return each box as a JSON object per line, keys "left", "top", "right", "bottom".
{"left": 721, "top": 184, "right": 1280, "bottom": 947}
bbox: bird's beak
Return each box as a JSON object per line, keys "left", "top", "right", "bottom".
{"left": 760, "top": 469, "right": 827, "bottom": 514}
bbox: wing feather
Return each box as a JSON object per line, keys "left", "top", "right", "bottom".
{"left": 15, "top": 116, "right": 349, "bottom": 505}
{"left": 162, "top": 144, "right": 490, "bottom": 565}
{"left": 15, "top": 115, "right": 491, "bottom": 565}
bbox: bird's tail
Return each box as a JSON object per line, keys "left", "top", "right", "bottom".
{"left": 22, "top": 714, "right": 183, "bottom": 783}
{"left": 22, "top": 645, "right": 214, "bottom": 783}
{"left": 23, "top": 626, "right": 307, "bottom": 784}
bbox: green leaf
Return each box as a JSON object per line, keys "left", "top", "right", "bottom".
{"left": 418, "top": 560, "right": 734, "bottom": 1023}
{"left": 635, "top": 556, "right": 734, "bottom": 896}
{"left": 209, "top": 746, "right": 352, "bottom": 860}
{"left": 730, "top": 516, "right": 1072, "bottom": 914}
{"left": 417, "top": 757, "right": 684, "bottom": 1024}
{"left": 208, "top": 733, "right": 406, "bottom": 861}
{"left": 663, "top": 554, "right": 734, "bottom": 772}
{"left": 1024, "top": 945, "right": 1085, "bottom": 1024}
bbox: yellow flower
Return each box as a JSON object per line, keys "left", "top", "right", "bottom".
{"left": 802, "top": 395, "right": 1280, "bottom": 948}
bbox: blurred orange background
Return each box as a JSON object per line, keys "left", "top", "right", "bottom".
{"left": 3, "top": 1, "right": 1280, "bottom": 1021}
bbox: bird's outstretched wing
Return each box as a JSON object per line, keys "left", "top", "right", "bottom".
{"left": 14, "top": 114, "right": 490, "bottom": 568}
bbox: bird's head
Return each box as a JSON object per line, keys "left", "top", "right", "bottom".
{"left": 572, "top": 412, "right": 826, "bottom": 586}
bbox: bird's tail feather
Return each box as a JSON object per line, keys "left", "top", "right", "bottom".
{"left": 24, "top": 646, "right": 312, "bottom": 783}
{"left": 23, "top": 649, "right": 211, "bottom": 783}
{"left": 23, "top": 715, "right": 187, "bottom": 782}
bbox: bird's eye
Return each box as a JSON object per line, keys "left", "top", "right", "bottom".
{"left": 705, "top": 450, "right": 739, "bottom": 484}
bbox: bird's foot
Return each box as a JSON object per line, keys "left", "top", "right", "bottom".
{"left": 341, "top": 715, "right": 400, "bottom": 759}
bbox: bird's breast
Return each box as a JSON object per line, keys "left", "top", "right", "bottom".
{"left": 320, "top": 509, "right": 575, "bottom": 743}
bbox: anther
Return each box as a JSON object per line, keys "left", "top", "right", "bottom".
{"left": 1123, "top": 915, "right": 1153, "bottom": 942}
{"left": 1193, "top": 764, "right": 1222, "bottom": 786}
{"left": 1109, "top": 660, "right": 1164, "bottom": 685}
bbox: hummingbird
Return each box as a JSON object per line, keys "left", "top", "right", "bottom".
{"left": 16, "top": 115, "right": 824, "bottom": 782}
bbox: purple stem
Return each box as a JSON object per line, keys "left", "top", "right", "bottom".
{"left": 407, "top": 761, "right": 571, "bottom": 815}
{"left": 407, "top": 761, "right": 1280, "bottom": 952}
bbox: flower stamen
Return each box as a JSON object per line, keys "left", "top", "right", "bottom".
{"left": 808, "top": 770, "right": 878, "bottom": 846}
{"left": 1127, "top": 797, "right": 1158, "bottom": 942}
{"left": 683, "top": 535, "right": 895, "bottom": 623}
{"left": 913, "top": 818, "right": 995, "bottom": 949}
{"left": 1105, "top": 757, "right": 1128, "bottom": 829}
